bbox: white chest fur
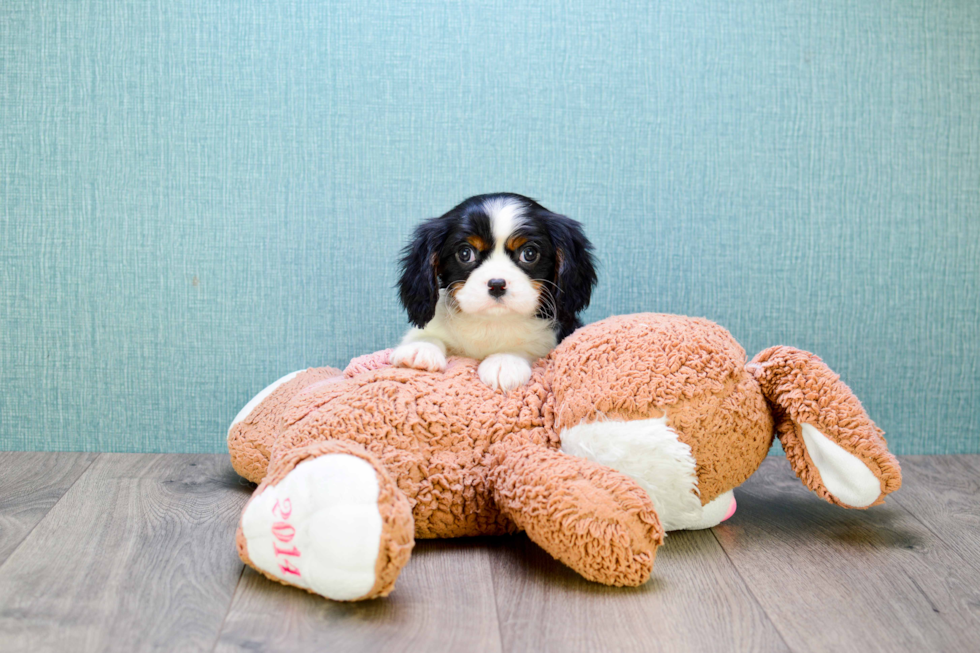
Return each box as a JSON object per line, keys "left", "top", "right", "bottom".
{"left": 422, "top": 293, "right": 557, "bottom": 361}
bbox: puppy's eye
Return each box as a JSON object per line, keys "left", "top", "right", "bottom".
{"left": 519, "top": 246, "right": 539, "bottom": 264}
{"left": 457, "top": 246, "right": 475, "bottom": 264}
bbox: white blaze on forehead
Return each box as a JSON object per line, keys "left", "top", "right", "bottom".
{"left": 483, "top": 197, "right": 525, "bottom": 252}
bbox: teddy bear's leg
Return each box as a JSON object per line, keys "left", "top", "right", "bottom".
{"left": 749, "top": 346, "right": 902, "bottom": 508}
{"left": 491, "top": 443, "right": 664, "bottom": 587}
{"left": 237, "top": 440, "right": 414, "bottom": 601}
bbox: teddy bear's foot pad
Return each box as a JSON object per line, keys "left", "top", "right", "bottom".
{"left": 241, "top": 454, "right": 383, "bottom": 601}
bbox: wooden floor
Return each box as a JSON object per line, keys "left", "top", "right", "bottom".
{"left": 0, "top": 454, "right": 978, "bottom": 653}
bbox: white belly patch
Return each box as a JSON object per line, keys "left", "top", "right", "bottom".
{"left": 559, "top": 415, "right": 713, "bottom": 531}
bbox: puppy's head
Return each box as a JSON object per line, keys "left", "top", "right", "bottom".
{"left": 398, "top": 193, "right": 597, "bottom": 335}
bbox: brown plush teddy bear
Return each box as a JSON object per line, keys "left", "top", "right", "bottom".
{"left": 228, "top": 313, "right": 901, "bottom": 602}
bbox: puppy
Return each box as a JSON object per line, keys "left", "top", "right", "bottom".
{"left": 393, "top": 193, "right": 596, "bottom": 391}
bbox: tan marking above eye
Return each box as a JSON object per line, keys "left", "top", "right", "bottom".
{"left": 506, "top": 235, "right": 528, "bottom": 250}
{"left": 466, "top": 235, "right": 488, "bottom": 251}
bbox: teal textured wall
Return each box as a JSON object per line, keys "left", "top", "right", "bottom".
{"left": 2, "top": 1, "right": 978, "bottom": 454}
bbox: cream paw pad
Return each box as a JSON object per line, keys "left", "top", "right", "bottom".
{"left": 239, "top": 450, "right": 414, "bottom": 601}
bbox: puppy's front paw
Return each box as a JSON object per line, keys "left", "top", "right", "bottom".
{"left": 391, "top": 342, "right": 447, "bottom": 372}
{"left": 479, "top": 354, "right": 532, "bottom": 392}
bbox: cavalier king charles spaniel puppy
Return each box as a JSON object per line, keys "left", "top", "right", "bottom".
{"left": 393, "top": 193, "right": 597, "bottom": 392}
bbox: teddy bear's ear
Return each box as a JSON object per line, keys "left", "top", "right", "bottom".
{"left": 398, "top": 217, "right": 451, "bottom": 328}
{"left": 546, "top": 213, "right": 597, "bottom": 338}
{"left": 749, "top": 346, "right": 902, "bottom": 508}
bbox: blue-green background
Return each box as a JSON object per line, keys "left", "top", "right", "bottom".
{"left": 2, "top": 1, "right": 978, "bottom": 454}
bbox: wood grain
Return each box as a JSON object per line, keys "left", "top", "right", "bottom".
{"left": 712, "top": 457, "right": 980, "bottom": 653}
{"left": 2, "top": 454, "right": 980, "bottom": 652}
{"left": 0, "top": 453, "right": 252, "bottom": 653}
{"left": 487, "top": 530, "right": 788, "bottom": 653}
{"left": 889, "top": 455, "right": 980, "bottom": 575}
{"left": 214, "top": 537, "right": 503, "bottom": 653}
{"left": 0, "top": 452, "right": 99, "bottom": 565}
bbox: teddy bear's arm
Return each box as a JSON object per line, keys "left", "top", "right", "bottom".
{"left": 490, "top": 441, "right": 664, "bottom": 587}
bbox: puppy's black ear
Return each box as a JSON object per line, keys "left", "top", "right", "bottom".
{"left": 550, "top": 214, "right": 597, "bottom": 332}
{"left": 398, "top": 218, "right": 449, "bottom": 328}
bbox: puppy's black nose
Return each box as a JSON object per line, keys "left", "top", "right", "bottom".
{"left": 487, "top": 278, "right": 507, "bottom": 298}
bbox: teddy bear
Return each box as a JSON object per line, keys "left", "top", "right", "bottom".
{"left": 227, "top": 313, "right": 901, "bottom": 602}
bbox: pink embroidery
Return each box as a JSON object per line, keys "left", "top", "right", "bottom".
{"left": 271, "top": 498, "right": 292, "bottom": 520}
{"left": 279, "top": 559, "right": 301, "bottom": 576}
{"left": 271, "top": 497, "right": 301, "bottom": 577}
{"left": 272, "top": 522, "right": 295, "bottom": 543}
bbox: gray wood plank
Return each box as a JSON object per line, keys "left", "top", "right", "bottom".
{"left": 214, "top": 537, "right": 503, "bottom": 653}
{"left": 488, "top": 530, "right": 789, "bottom": 653}
{"left": 3, "top": 452, "right": 977, "bottom": 653}
{"left": 0, "top": 453, "right": 252, "bottom": 653}
{"left": 890, "top": 456, "right": 980, "bottom": 575}
{"left": 0, "top": 451, "right": 99, "bottom": 564}
{"left": 713, "top": 457, "right": 980, "bottom": 653}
